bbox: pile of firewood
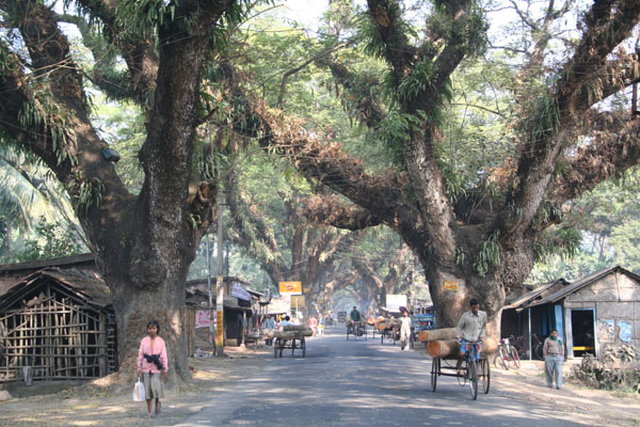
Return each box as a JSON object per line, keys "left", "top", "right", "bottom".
{"left": 374, "top": 317, "right": 400, "bottom": 331}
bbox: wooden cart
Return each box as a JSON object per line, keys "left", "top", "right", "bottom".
{"left": 273, "top": 335, "right": 306, "bottom": 358}
{"left": 430, "top": 354, "right": 490, "bottom": 400}
{"left": 346, "top": 320, "right": 367, "bottom": 340}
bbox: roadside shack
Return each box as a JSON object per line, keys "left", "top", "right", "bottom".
{"left": 502, "top": 266, "right": 640, "bottom": 359}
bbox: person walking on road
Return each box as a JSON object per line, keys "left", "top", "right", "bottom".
{"left": 543, "top": 329, "right": 565, "bottom": 389}
{"left": 137, "top": 320, "right": 169, "bottom": 418}
{"left": 264, "top": 315, "right": 276, "bottom": 346}
{"left": 317, "top": 315, "right": 325, "bottom": 336}
{"left": 399, "top": 309, "right": 412, "bottom": 351}
{"left": 350, "top": 306, "right": 361, "bottom": 322}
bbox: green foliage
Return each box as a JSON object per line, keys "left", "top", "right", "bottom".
{"left": 533, "top": 227, "right": 582, "bottom": 262}
{"left": 72, "top": 175, "right": 104, "bottom": 213}
{"left": 18, "top": 95, "right": 77, "bottom": 167}
{"left": 530, "top": 168, "right": 640, "bottom": 281}
{"left": 609, "top": 219, "right": 640, "bottom": 273}
{"left": 376, "top": 111, "right": 411, "bottom": 166}
{"left": 474, "top": 230, "right": 501, "bottom": 277}
{"left": 358, "top": 3, "right": 415, "bottom": 61}
{"left": 529, "top": 94, "right": 560, "bottom": 145}
{"left": 427, "top": 0, "right": 488, "bottom": 58}
{"left": 9, "top": 217, "right": 86, "bottom": 263}
{"left": 116, "top": 0, "right": 179, "bottom": 36}
{"left": 455, "top": 246, "right": 467, "bottom": 265}
{"left": 90, "top": 96, "right": 146, "bottom": 193}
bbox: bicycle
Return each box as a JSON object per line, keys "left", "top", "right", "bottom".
{"left": 431, "top": 339, "right": 490, "bottom": 400}
{"left": 493, "top": 336, "right": 521, "bottom": 370}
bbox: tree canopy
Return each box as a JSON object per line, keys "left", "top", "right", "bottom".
{"left": 1, "top": 0, "right": 640, "bottom": 377}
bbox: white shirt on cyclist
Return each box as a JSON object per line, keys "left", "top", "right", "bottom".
{"left": 456, "top": 309, "right": 487, "bottom": 342}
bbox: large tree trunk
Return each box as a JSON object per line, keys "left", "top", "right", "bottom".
{"left": 111, "top": 282, "right": 189, "bottom": 382}
{"left": 0, "top": 0, "right": 235, "bottom": 385}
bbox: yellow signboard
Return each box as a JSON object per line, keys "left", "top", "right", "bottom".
{"left": 443, "top": 280, "right": 459, "bottom": 292}
{"left": 290, "top": 295, "right": 306, "bottom": 307}
{"left": 279, "top": 281, "right": 302, "bottom": 295}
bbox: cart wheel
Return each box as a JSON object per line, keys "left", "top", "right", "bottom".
{"left": 292, "top": 339, "right": 296, "bottom": 356}
{"left": 274, "top": 339, "right": 279, "bottom": 358}
{"left": 301, "top": 337, "right": 306, "bottom": 357}
{"left": 481, "top": 358, "right": 490, "bottom": 394}
{"left": 430, "top": 357, "right": 440, "bottom": 392}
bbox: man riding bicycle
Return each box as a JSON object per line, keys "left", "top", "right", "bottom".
{"left": 456, "top": 298, "right": 487, "bottom": 362}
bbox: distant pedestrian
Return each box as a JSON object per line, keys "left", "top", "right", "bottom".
{"left": 317, "top": 315, "right": 325, "bottom": 336}
{"left": 543, "top": 329, "right": 564, "bottom": 389}
{"left": 399, "top": 309, "right": 412, "bottom": 351}
{"left": 137, "top": 320, "right": 169, "bottom": 418}
{"left": 264, "top": 315, "right": 277, "bottom": 346}
{"left": 307, "top": 316, "right": 318, "bottom": 336}
{"left": 350, "top": 306, "right": 361, "bottom": 322}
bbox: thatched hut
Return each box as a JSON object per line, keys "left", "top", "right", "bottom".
{"left": 0, "top": 268, "right": 117, "bottom": 383}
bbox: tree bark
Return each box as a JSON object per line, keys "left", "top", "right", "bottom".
{"left": 0, "top": 0, "right": 233, "bottom": 383}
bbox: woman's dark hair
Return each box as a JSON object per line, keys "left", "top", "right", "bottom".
{"left": 147, "top": 320, "right": 160, "bottom": 334}
{"left": 284, "top": 316, "right": 290, "bottom": 321}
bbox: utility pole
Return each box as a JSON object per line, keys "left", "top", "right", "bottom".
{"left": 214, "top": 180, "right": 225, "bottom": 357}
{"left": 206, "top": 235, "right": 214, "bottom": 352}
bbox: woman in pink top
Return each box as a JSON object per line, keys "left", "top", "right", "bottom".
{"left": 137, "top": 320, "right": 169, "bottom": 417}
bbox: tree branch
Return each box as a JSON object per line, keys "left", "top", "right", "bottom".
{"left": 551, "top": 113, "right": 640, "bottom": 202}
{"left": 506, "top": 0, "right": 640, "bottom": 236}
{"left": 277, "top": 42, "right": 347, "bottom": 108}
{"left": 302, "top": 195, "right": 383, "bottom": 231}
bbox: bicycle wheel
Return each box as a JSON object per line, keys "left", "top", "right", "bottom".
{"left": 498, "top": 346, "right": 509, "bottom": 370}
{"left": 534, "top": 343, "right": 544, "bottom": 360}
{"left": 430, "top": 357, "right": 440, "bottom": 392}
{"left": 509, "top": 346, "right": 521, "bottom": 369}
{"left": 480, "top": 359, "right": 490, "bottom": 394}
{"left": 492, "top": 351, "right": 501, "bottom": 368}
{"left": 468, "top": 358, "right": 478, "bottom": 400}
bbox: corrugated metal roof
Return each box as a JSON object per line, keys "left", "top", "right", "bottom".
{"left": 503, "top": 279, "right": 567, "bottom": 310}
{"left": 525, "top": 265, "right": 640, "bottom": 308}
{"left": 503, "top": 279, "right": 568, "bottom": 310}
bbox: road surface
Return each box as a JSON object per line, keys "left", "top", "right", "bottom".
{"left": 175, "top": 329, "right": 589, "bottom": 426}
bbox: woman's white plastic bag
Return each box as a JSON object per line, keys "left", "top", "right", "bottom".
{"left": 132, "top": 377, "right": 146, "bottom": 402}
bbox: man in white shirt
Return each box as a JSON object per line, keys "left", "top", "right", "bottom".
{"left": 455, "top": 298, "right": 487, "bottom": 361}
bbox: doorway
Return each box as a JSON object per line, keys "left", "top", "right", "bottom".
{"left": 570, "top": 309, "right": 595, "bottom": 356}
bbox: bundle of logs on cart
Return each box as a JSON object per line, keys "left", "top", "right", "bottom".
{"left": 264, "top": 325, "right": 313, "bottom": 358}
{"left": 373, "top": 317, "right": 401, "bottom": 345}
{"left": 417, "top": 327, "right": 497, "bottom": 400}
{"left": 345, "top": 319, "right": 367, "bottom": 340}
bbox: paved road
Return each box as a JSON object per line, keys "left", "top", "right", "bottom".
{"left": 175, "top": 329, "right": 583, "bottom": 426}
